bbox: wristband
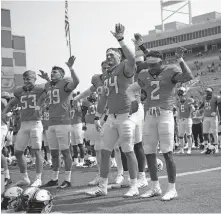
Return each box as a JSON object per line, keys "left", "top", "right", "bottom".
{"left": 177, "top": 58, "right": 184, "bottom": 63}
{"left": 118, "top": 39, "right": 126, "bottom": 47}
{"left": 94, "top": 116, "right": 100, "bottom": 121}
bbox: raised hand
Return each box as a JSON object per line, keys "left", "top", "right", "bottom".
{"left": 110, "top": 23, "right": 125, "bottom": 41}
{"left": 38, "top": 70, "right": 49, "bottom": 81}
{"left": 66, "top": 55, "right": 76, "bottom": 68}
{"left": 175, "top": 47, "right": 187, "bottom": 59}
{"left": 132, "top": 33, "right": 144, "bottom": 46}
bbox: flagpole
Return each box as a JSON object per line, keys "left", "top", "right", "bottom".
{"left": 68, "top": 25, "right": 72, "bottom": 57}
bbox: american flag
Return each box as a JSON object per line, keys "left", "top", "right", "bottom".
{"left": 65, "top": 0, "right": 70, "bottom": 46}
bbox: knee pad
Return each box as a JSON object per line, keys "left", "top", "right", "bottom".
{"left": 178, "top": 136, "right": 184, "bottom": 139}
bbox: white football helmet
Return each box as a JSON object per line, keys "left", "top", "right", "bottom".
{"left": 157, "top": 158, "right": 164, "bottom": 171}
{"left": 1, "top": 186, "right": 23, "bottom": 211}
{"left": 26, "top": 188, "right": 53, "bottom": 213}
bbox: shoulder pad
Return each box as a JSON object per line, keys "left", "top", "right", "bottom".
{"left": 63, "top": 77, "right": 72, "bottom": 83}
{"left": 138, "top": 69, "right": 148, "bottom": 80}
{"left": 14, "top": 86, "right": 24, "bottom": 97}
{"left": 166, "top": 64, "right": 182, "bottom": 74}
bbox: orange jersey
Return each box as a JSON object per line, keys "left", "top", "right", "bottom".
{"left": 202, "top": 95, "right": 221, "bottom": 117}
{"left": 70, "top": 101, "right": 82, "bottom": 125}
{"left": 138, "top": 65, "right": 182, "bottom": 112}
{"left": 44, "top": 78, "right": 73, "bottom": 125}
{"left": 177, "top": 98, "right": 194, "bottom": 119}
{"left": 84, "top": 101, "right": 97, "bottom": 125}
{"left": 14, "top": 85, "right": 45, "bottom": 121}
{"left": 92, "top": 61, "right": 134, "bottom": 114}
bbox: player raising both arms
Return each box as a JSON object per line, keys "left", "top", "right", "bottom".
{"left": 2, "top": 71, "right": 45, "bottom": 187}
{"left": 37, "top": 56, "right": 79, "bottom": 189}
{"left": 126, "top": 33, "right": 194, "bottom": 201}
{"left": 75, "top": 24, "right": 139, "bottom": 197}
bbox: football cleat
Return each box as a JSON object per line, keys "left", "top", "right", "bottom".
{"left": 161, "top": 189, "right": 178, "bottom": 201}
{"left": 124, "top": 186, "right": 139, "bottom": 198}
{"left": 140, "top": 188, "right": 162, "bottom": 198}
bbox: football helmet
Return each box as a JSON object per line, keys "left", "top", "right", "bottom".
{"left": 87, "top": 92, "right": 98, "bottom": 103}
{"left": 27, "top": 189, "right": 53, "bottom": 213}
{"left": 205, "top": 144, "right": 216, "bottom": 154}
{"left": 177, "top": 87, "right": 186, "bottom": 97}
{"left": 19, "top": 187, "right": 40, "bottom": 211}
{"left": 1, "top": 186, "right": 23, "bottom": 211}
{"left": 157, "top": 158, "right": 164, "bottom": 171}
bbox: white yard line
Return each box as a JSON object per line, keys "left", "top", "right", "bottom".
{"left": 55, "top": 166, "right": 221, "bottom": 198}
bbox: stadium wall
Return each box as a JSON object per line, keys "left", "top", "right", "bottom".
{"left": 1, "top": 8, "right": 26, "bottom": 93}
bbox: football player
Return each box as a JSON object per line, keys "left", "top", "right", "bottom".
{"left": 200, "top": 87, "right": 221, "bottom": 154}
{"left": 70, "top": 92, "right": 84, "bottom": 167}
{"left": 37, "top": 56, "right": 79, "bottom": 189}
{"left": 176, "top": 87, "right": 195, "bottom": 155}
{"left": 75, "top": 24, "right": 139, "bottom": 198}
{"left": 2, "top": 71, "right": 45, "bottom": 187}
{"left": 126, "top": 33, "right": 194, "bottom": 201}
{"left": 1, "top": 92, "right": 12, "bottom": 186}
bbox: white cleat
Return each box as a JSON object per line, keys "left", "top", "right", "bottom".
{"left": 114, "top": 174, "right": 124, "bottom": 185}
{"left": 175, "top": 149, "right": 184, "bottom": 154}
{"left": 88, "top": 174, "right": 100, "bottom": 186}
{"left": 137, "top": 178, "right": 148, "bottom": 189}
{"left": 31, "top": 179, "right": 42, "bottom": 187}
{"left": 76, "top": 162, "right": 84, "bottom": 168}
{"left": 15, "top": 178, "right": 31, "bottom": 187}
{"left": 214, "top": 148, "right": 219, "bottom": 154}
{"left": 72, "top": 161, "right": 79, "bottom": 166}
{"left": 112, "top": 177, "right": 130, "bottom": 189}
{"left": 140, "top": 188, "right": 162, "bottom": 198}
{"left": 124, "top": 186, "right": 139, "bottom": 198}
{"left": 161, "top": 189, "right": 178, "bottom": 201}
{"left": 187, "top": 149, "right": 191, "bottom": 155}
{"left": 85, "top": 185, "right": 107, "bottom": 197}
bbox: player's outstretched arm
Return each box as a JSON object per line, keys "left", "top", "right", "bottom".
{"left": 132, "top": 33, "right": 149, "bottom": 56}
{"left": 65, "top": 56, "right": 80, "bottom": 91}
{"left": 111, "top": 23, "right": 135, "bottom": 75}
{"left": 2, "top": 97, "right": 19, "bottom": 120}
{"left": 126, "top": 82, "right": 141, "bottom": 102}
{"left": 172, "top": 47, "right": 194, "bottom": 84}
{"left": 74, "top": 87, "right": 93, "bottom": 102}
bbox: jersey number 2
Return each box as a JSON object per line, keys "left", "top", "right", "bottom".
{"left": 150, "top": 81, "right": 160, "bottom": 100}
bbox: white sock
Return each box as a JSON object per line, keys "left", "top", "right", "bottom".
{"left": 100, "top": 177, "right": 108, "bottom": 187}
{"left": 152, "top": 180, "right": 160, "bottom": 189}
{"left": 36, "top": 173, "right": 42, "bottom": 180}
{"left": 47, "top": 153, "right": 51, "bottom": 162}
{"left": 74, "top": 158, "right": 78, "bottom": 163}
{"left": 22, "top": 172, "right": 29, "bottom": 180}
{"left": 123, "top": 171, "right": 129, "bottom": 178}
{"left": 64, "top": 171, "right": 71, "bottom": 182}
{"left": 130, "top": 178, "right": 137, "bottom": 187}
{"left": 138, "top": 172, "right": 145, "bottom": 179}
{"left": 4, "top": 169, "right": 10, "bottom": 179}
{"left": 51, "top": 171, "right": 59, "bottom": 181}
{"left": 31, "top": 157, "right": 36, "bottom": 164}
{"left": 168, "top": 182, "right": 176, "bottom": 190}
{"left": 80, "top": 158, "right": 84, "bottom": 163}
